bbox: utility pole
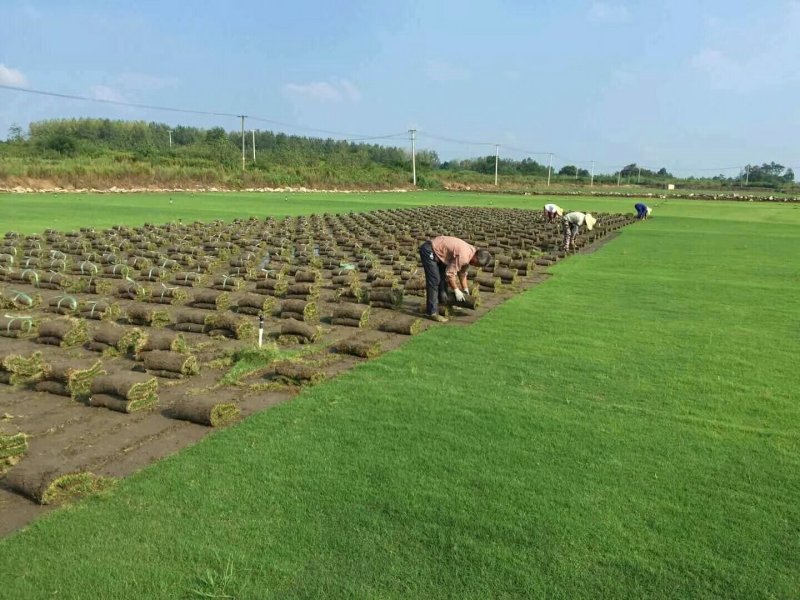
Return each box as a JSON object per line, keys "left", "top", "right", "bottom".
{"left": 252, "top": 130, "right": 256, "bottom": 162}
{"left": 745, "top": 165, "right": 750, "bottom": 186}
{"left": 637, "top": 166, "right": 641, "bottom": 184}
{"left": 590, "top": 160, "right": 595, "bottom": 187}
{"left": 239, "top": 115, "right": 246, "bottom": 171}
{"left": 617, "top": 169, "right": 622, "bottom": 186}
{"left": 494, "top": 144, "right": 499, "bottom": 186}
{"left": 547, "top": 153, "right": 553, "bottom": 187}
{"left": 409, "top": 129, "right": 417, "bottom": 186}
{"left": 168, "top": 130, "right": 172, "bottom": 149}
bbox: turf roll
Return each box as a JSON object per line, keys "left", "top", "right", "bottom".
{"left": 36, "top": 317, "right": 89, "bottom": 347}
{"left": 280, "top": 300, "right": 319, "bottom": 324}
{"left": 34, "top": 380, "right": 70, "bottom": 396}
{"left": 280, "top": 318, "right": 319, "bottom": 342}
{"left": 332, "top": 303, "right": 370, "bottom": 326}
{"left": 90, "top": 372, "right": 159, "bottom": 412}
{"left": 274, "top": 361, "right": 326, "bottom": 385}
{"left": 0, "top": 432, "right": 28, "bottom": 473}
{"left": 0, "top": 315, "right": 38, "bottom": 338}
{"left": 367, "top": 288, "right": 404, "bottom": 309}
{"left": 126, "top": 305, "right": 172, "bottom": 328}
{"left": 191, "top": 290, "right": 231, "bottom": 311}
{"left": 205, "top": 314, "right": 257, "bottom": 340}
{"left": 235, "top": 293, "right": 277, "bottom": 316}
{"left": 1, "top": 351, "right": 45, "bottom": 384}
{"left": 169, "top": 397, "right": 240, "bottom": 427}
{"left": 4, "top": 460, "right": 112, "bottom": 504}
{"left": 42, "top": 358, "right": 105, "bottom": 400}
{"left": 333, "top": 338, "right": 382, "bottom": 358}
{"left": 142, "top": 350, "right": 199, "bottom": 378}
{"left": 78, "top": 300, "right": 121, "bottom": 320}
{"left": 138, "top": 331, "right": 189, "bottom": 354}
{"left": 380, "top": 315, "right": 423, "bottom": 335}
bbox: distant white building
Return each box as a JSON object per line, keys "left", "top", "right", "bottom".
{"left": 666, "top": 183, "right": 675, "bottom": 190}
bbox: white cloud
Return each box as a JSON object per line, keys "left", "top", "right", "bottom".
{"left": 588, "top": 2, "right": 630, "bottom": 23}
{"left": 425, "top": 61, "right": 470, "bottom": 82}
{"left": 0, "top": 64, "right": 28, "bottom": 87}
{"left": 282, "top": 79, "right": 361, "bottom": 103}
{"left": 89, "top": 85, "right": 128, "bottom": 103}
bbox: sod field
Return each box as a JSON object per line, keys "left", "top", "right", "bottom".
{"left": 0, "top": 191, "right": 797, "bottom": 599}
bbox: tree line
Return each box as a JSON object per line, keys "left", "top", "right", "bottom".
{"left": 2, "top": 118, "right": 796, "bottom": 190}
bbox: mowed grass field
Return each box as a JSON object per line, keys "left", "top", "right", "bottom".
{"left": 0, "top": 192, "right": 798, "bottom": 599}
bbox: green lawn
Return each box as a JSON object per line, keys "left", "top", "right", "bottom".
{"left": 0, "top": 193, "right": 798, "bottom": 599}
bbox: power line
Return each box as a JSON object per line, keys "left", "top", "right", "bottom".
{"left": 0, "top": 83, "right": 240, "bottom": 118}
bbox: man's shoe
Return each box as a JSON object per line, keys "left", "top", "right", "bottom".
{"left": 427, "top": 314, "right": 448, "bottom": 323}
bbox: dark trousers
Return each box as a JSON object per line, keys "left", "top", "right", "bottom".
{"left": 419, "top": 240, "right": 448, "bottom": 316}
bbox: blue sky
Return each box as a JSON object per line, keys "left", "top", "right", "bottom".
{"left": 1, "top": 0, "right": 799, "bottom": 177}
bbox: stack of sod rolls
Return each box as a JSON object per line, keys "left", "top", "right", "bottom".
{"left": 78, "top": 300, "right": 121, "bottom": 321}
{"left": 137, "top": 330, "right": 189, "bottom": 355}
{"left": 142, "top": 350, "right": 199, "bottom": 379}
{"left": 205, "top": 314, "right": 257, "bottom": 340}
{"left": 126, "top": 305, "right": 172, "bottom": 328}
{"left": 4, "top": 458, "right": 113, "bottom": 504}
{"left": 35, "top": 358, "right": 105, "bottom": 400}
{"left": 1, "top": 351, "right": 45, "bottom": 385}
{"left": 36, "top": 317, "right": 89, "bottom": 347}
{"left": 89, "top": 372, "right": 158, "bottom": 413}
{"left": 367, "top": 287, "right": 404, "bottom": 310}
{"left": 169, "top": 397, "right": 240, "bottom": 427}
{"left": 190, "top": 290, "right": 231, "bottom": 311}
{"left": 173, "top": 310, "right": 209, "bottom": 334}
{"left": 146, "top": 284, "right": 188, "bottom": 305}
{"left": 235, "top": 293, "right": 277, "bottom": 316}
{"left": 88, "top": 322, "right": 144, "bottom": 356}
{"left": 0, "top": 431, "right": 27, "bottom": 474}
{"left": 0, "top": 314, "right": 38, "bottom": 339}
{"left": 331, "top": 303, "right": 370, "bottom": 328}
{"left": 279, "top": 300, "right": 319, "bottom": 323}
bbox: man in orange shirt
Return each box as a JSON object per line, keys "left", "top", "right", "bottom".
{"left": 418, "top": 236, "right": 492, "bottom": 322}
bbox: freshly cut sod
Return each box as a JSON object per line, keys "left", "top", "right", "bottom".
{"left": 0, "top": 194, "right": 797, "bottom": 599}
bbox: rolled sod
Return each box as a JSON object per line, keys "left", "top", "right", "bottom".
{"left": 331, "top": 317, "right": 365, "bottom": 328}
{"left": 474, "top": 273, "right": 502, "bottom": 292}
{"left": 280, "top": 300, "right": 319, "bottom": 324}
{"left": 89, "top": 392, "right": 158, "bottom": 413}
{"left": 284, "top": 282, "right": 320, "bottom": 300}
{"left": 0, "top": 315, "right": 38, "bottom": 338}
{"left": 34, "top": 380, "right": 70, "bottom": 396}
{"left": 191, "top": 290, "right": 231, "bottom": 311}
{"left": 126, "top": 305, "right": 172, "bottom": 328}
{"left": 380, "top": 315, "right": 423, "bottom": 335}
{"left": 254, "top": 278, "right": 288, "bottom": 296}
{"left": 147, "top": 285, "right": 188, "bottom": 305}
{"left": 332, "top": 303, "right": 370, "bottom": 327}
{"left": 171, "top": 271, "right": 209, "bottom": 287}
{"left": 47, "top": 295, "right": 79, "bottom": 315}
{"left": 236, "top": 293, "right": 277, "bottom": 316}
{"left": 294, "top": 270, "right": 321, "bottom": 283}
{"left": 175, "top": 310, "right": 209, "bottom": 325}
{"left": 143, "top": 350, "right": 199, "bottom": 378}
{"left": 211, "top": 275, "right": 244, "bottom": 291}
{"left": 367, "top": 288, "right": 404, "bottom": 309}
{"left": 333, "top": 339, "right": 382, "bottom": 358}
{"left": 169, "top": 397, "right": 240, "bottom": 427}
{"left": 79, "top": 300, "right": 121, "bottom": 320}
{"left": 445, "top": 289, "right": 481, "bottom": 310}
{"left": 274, "top": 361, "right": 326, "bottom": 385}
{"left": 4, "top": 461, "right": 113, "bottom": 504}
{"left": 91, "top": 372, "right": 159, "bottom": 405}
{"left": 1, "top": 351, "right": 45, "bottom": 384}
{"left": 37, "top": 317, "right": 89, "bottom": 347}
{"left": 280, "top": 318, "right": 320, "bottom": 342}
{"left": 205, "top": 314, "right": 257, "bottom": 340}
{"left": 0, "top": 432, "right": 28, "bottom": 473}
{"left": 173, "top": 323, "right": 207, "bottom": 334}
{"left": 42, "top": 358, "right": 106, "bottom": 400}
{"left": 139, "top": 331, "right": 189, "bottom": 354}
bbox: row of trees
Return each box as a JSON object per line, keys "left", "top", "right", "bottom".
{"left": 2, "top": 119, "right": 796, "bottom": 188}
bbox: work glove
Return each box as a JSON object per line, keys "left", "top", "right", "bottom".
{"left": 453, "top": 289, "right": 466, "bottom": 303}
{"left": 462, "top": 287, "right": 470, "bottom": 296}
